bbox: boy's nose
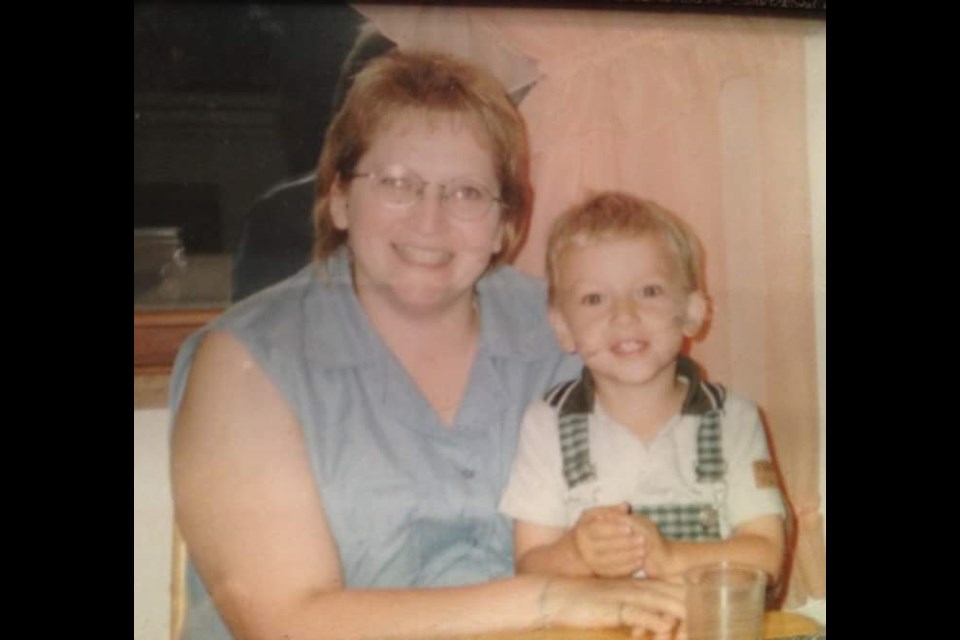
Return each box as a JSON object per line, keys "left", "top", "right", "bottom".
{"left": 611, "top": 296, "right": 642, "bottom": 324}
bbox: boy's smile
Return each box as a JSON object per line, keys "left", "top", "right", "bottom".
{"left": 549, "top": 234, "right": 706, "bottom": 393}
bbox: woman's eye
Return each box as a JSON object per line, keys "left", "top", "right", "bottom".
{"left": 580, "top": 293, "right": 604, "bottom": 306}
{"left": 640, "top": 285, "right": 664, "bottom": 298}
{"left": 379, "top": 176, "right": 413, "bottom": 191}
{"left": 449, "top": 184, "right": 486, "bottom": 202}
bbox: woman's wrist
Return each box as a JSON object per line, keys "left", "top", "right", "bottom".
{"left": 536, "top": 576, "right": 554, "bottom": 629}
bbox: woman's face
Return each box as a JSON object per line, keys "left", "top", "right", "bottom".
{"left": 330, "top": 111, "right": 504, "bottom": 317}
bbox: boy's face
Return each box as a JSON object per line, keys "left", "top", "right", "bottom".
{"left": 549, "top": 234, "right": 706, "bottom": 391}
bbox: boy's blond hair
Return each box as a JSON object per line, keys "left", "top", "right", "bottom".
{"left": 546, "top": 192, "right": 704, "bottom": 301}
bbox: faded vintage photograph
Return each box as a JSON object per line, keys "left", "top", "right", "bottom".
{"left": 135, "top": 4, "right": 825, "bottom": 639}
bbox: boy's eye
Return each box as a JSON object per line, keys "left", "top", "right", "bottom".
{"left": 580, "top": 293, "right": 605, "bottom": 306}
{"left": 640, "top": 285, "right": 664, "bottom": 298}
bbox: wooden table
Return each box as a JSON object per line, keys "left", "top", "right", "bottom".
{"left": 449, "top": 611, "right": 823, "bottom": 639}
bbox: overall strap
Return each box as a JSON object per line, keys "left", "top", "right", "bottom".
{"left": 694, "top": 380, "right": 727, "bottom": 482}
{"left": 633, "top": 378, "right": 729, "bottom": 541}
{"left": 545, "top": 370, "right": 597, "bottom": 490}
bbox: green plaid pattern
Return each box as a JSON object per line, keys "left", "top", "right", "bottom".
{"left": 559, "top": 411, "right": 596, "bottom": 488}
{"left": 695, "top": 408, "right": 726, "bottom": 482}
{"left": 632, "top": 503, "right": 722, "bottom": 541}
{"left": 547, "top": 376, "right": 600, "bottom": 488}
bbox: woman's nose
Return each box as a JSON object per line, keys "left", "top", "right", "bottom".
{"left": 408, "top": 185, "right": 447, "bottom": 233}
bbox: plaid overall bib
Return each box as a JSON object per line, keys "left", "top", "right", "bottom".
{"left": 545, "top": 357, "right": 728, "bottom": 542}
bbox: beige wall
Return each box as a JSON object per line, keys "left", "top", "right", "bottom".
{"left": 134, "top": 408, "right": 174, "bottom": 640}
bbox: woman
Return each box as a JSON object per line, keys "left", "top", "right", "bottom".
{"left": 170, "top": 50, "right": 684, "bottom": 639}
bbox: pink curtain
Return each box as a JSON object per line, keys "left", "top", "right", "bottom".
{"left": 356, "top": 4, "right": 825, "bottom": 605}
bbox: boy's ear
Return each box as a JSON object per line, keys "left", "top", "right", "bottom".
{"left": 548, "top": 305, "right": 577, "bottom": 353}
{"left": 682, "top": 291, "right": 708, "bottom": 338}
{"left": 329, "top": 176, "right": 350, "bottom": 231}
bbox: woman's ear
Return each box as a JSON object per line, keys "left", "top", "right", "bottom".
{"left": 329, "top": 177, "right": 350, "bottom": 231}
{"left": 492, "top": 220, "right": 505, "bottom": 255}
{"left": 682, "top": 290, "right": 709, "bottom": 338}
{"left": 548, "top": 305, "right": 577, "bottom": 353}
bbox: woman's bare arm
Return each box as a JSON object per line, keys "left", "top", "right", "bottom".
{"left": 171, "top": 331, "right": 684, "bottom": 639}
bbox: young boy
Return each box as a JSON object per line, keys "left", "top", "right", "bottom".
{"left": 499, "top": 192, "right": 785, "bottom": 582}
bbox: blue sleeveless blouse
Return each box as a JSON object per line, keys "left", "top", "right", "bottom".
{"left": 168, "top": 248, "right": 580, "bottom": 639}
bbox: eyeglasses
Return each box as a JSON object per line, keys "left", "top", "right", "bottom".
{"left": 348, "top": 169, "right": 502, "bottom": 221}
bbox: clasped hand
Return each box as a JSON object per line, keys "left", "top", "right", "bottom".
{"left": 572, "top": 503, "right": 672, "bottom": 578}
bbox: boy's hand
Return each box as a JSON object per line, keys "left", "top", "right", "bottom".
{"left": 572, "top": 503, "right": 647, "bottom": 577}
{"left": 628, "top": 515, "right": 675, "bottom": 579}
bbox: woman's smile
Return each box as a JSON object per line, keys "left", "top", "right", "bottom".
{"left": 393, "top": 243, "right": 455, "bottom": 268}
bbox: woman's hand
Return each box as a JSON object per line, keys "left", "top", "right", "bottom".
{"left": 540, "top": 576, "right": 685, "bottom": 639}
